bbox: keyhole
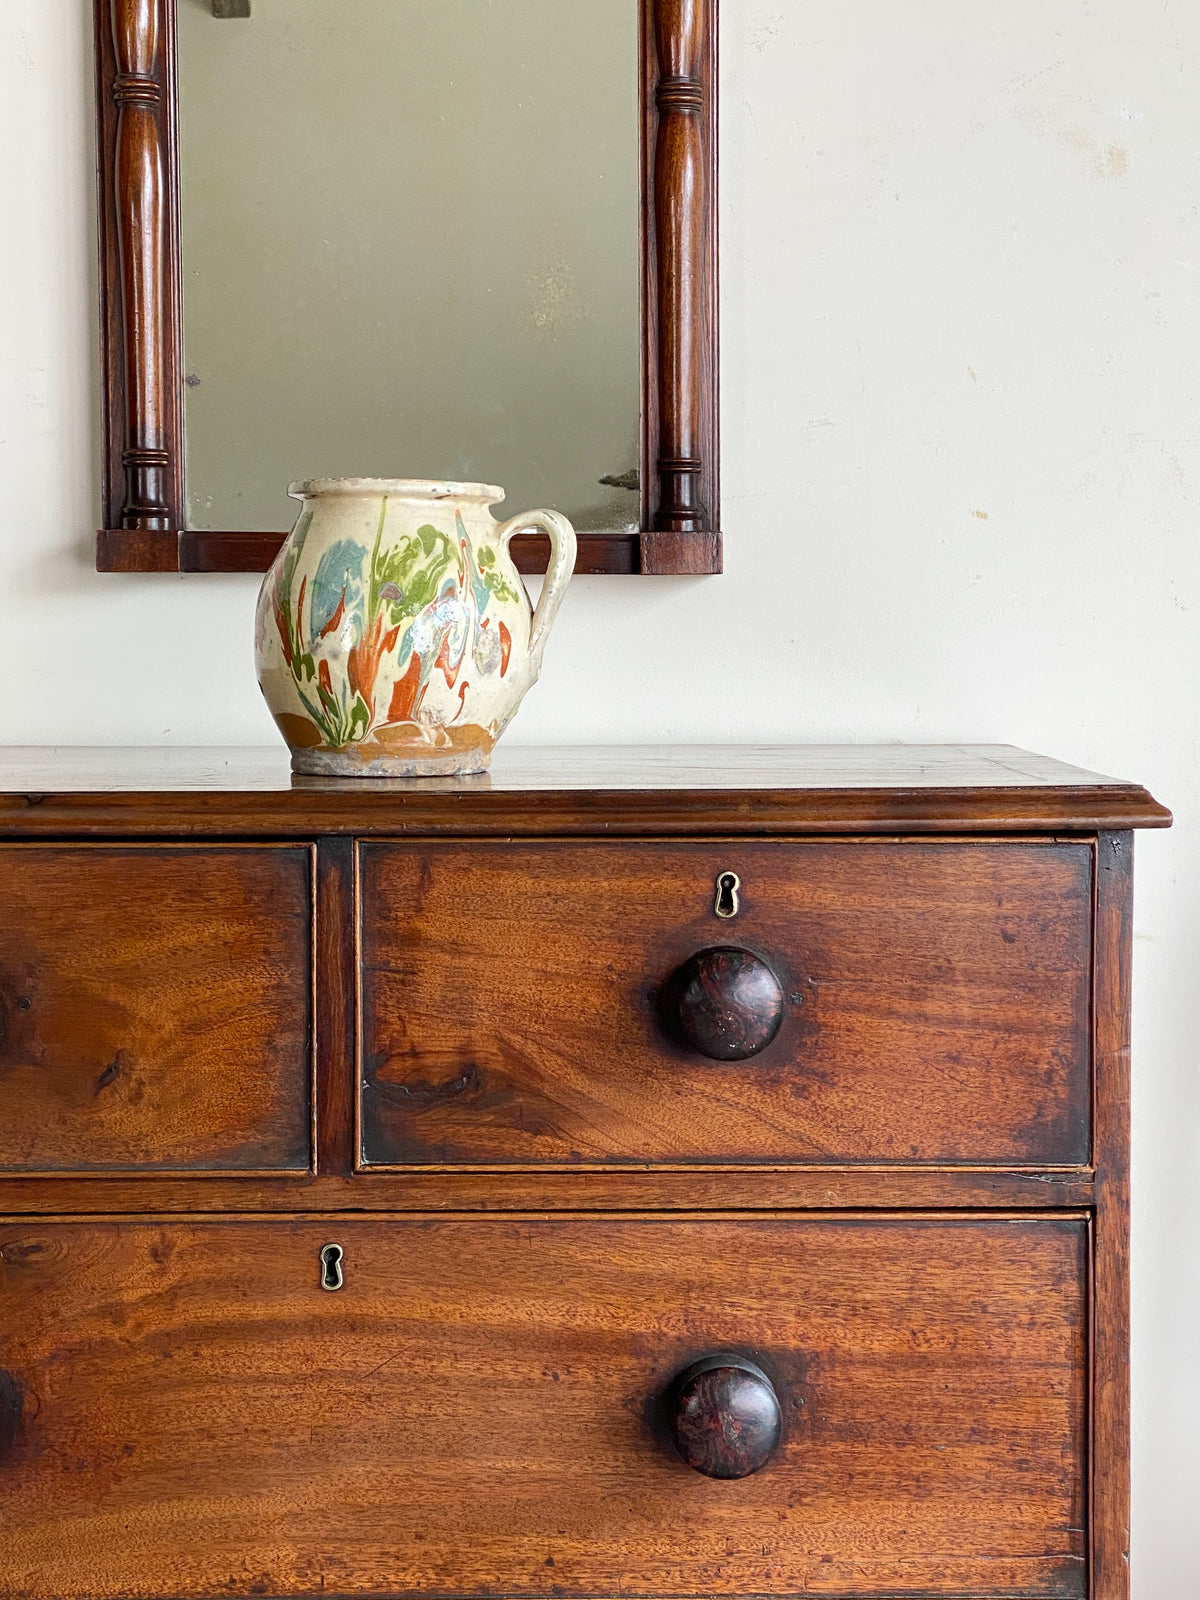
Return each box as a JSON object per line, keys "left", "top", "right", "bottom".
{"left": 319, "top": 1243, "right": 344, "bottom": 1292}
{"left": 714, "top": 871, "right": 741, "bottom": 919}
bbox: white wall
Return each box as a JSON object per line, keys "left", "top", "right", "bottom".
{"left": 2, "top": 2, "right": 1197, "bottom": 1589}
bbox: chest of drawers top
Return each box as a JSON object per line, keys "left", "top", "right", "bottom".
{"left": 0, "top": 741, "right": 1170, "bottom": 836}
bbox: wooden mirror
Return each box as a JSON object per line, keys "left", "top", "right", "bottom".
{"left": 94, "top": 0, "right": 719, "bottom": 577}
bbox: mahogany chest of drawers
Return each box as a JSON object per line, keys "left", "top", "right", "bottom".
{"left": 0, "top": 744, "right": 1169, "bottom": 1600}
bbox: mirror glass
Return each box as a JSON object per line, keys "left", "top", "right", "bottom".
{"left": 177, "top": 0, "right": 640, "bottom": 534}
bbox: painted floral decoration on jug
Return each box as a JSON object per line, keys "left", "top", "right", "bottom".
{"left": 255, "top": 480, "right": 576, "bottom": 776}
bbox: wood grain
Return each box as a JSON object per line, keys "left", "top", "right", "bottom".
{"left": 359, "top": 839, "right": 1093, "bottom": 1169}
{"left": 0, "top": 1214, "right": 1086, "bottom": 1599}
{"left": 0, "top": 846, "right": 312, "bottom": 1173}
{"left": 314, "top": 837, "right": 356, "bottom": 1176}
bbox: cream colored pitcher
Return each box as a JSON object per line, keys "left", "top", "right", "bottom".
{"left": 254, "top": 479, "right": 576, "bottom": 776}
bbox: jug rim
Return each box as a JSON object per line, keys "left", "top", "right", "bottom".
{"left": 288, "top": 476, "right": 504, "bottom": 503}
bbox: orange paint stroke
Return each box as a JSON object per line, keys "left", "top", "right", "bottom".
{"left": 386, "top": 651, "right": 423, "bottom": 725}
{"left": 319, "top": 590, "right": 346, "bottom": 639}
{"left": 347, "top": 613, "right": 399, "bottom": 718}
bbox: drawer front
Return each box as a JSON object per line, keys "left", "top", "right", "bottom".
{"left": 0, "top": 846, "right": 312, "bottom": 1173}
{"left": 358, "top": 839, "right": 1092, "bottom": 1167}
{"left": 0, "top": 1215, "right": 1085, "bottom": 1600}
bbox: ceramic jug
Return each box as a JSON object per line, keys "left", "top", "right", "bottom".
{"left": 254, "top": 479, "right": 576, "bottom": 776}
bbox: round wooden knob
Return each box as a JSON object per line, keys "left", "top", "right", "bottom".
{"left": 667, "top": 1355, "right": 782, "bottom": 1479}
{"left": 673, "top": 947, "right": 784, "bottom": 1060}
{"left": 0, "top": 1369, "right": 22, "bottom": 1461}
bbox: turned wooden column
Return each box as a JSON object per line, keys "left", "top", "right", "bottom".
{"left": 110, "top": 0, "right": 171, "bottom": 532}
{"left": 643, "top": 0, "right": 720, "bottom": 574}
{"left": 653, "top": 0, "right": 704, "bottom": 543}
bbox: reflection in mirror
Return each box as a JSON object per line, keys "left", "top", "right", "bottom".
{"left": 177, "top": 0, "right": 640, "bottom": 535}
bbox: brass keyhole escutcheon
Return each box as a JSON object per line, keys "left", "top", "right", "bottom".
{"left": 714, "top": 871, "right": 741, "bottom": 919}
{"left": 319, "top": 1243, "right": 345, "bottom": 1292}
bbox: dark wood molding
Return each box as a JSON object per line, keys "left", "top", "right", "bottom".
{"left": 0, "top": 1167, "right": 1099, "bottom": 1218}
{"left": 93, "top": 0, "right": 720, "bottom": 577}
{"left": 1090, "top": 831, "right": 1134, "bottom": 1600}
{"left": 97, "top": 527, "right": 640, "bottom": 576}
{"left": 642, "top": 0, "right": 721, "bottom": 574}
{"left": 95, "top": 0, "right": 183, "bottom": 564}
{"left": 0, "top": 786, "right": 1169, "bottom": 838}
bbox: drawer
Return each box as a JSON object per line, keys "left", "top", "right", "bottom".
{"left": 0, "top": 1215, "right": 1085, "bottom": 1600}
{"left": 358, "top": 839, "right": 1092, "bottom": 1168}
{"left": 0, "top": 846, "right": 312, "bottom": 1173}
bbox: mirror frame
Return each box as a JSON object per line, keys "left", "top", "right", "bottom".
{"left": 94, "top": 0, "right": 720, "bottom": 577}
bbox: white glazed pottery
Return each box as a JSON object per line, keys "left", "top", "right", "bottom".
{"left": 254, "top": 479, "right": 576, "bottom": 776}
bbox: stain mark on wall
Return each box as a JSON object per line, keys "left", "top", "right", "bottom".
{"left": 1022, "top": 106, "right": 1130, "bottom": 179}
{"left": 1058, "top": 128, "right": 1128, "bottom": 179}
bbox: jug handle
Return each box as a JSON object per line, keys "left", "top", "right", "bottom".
{"left": 494, "top": 510, "right": 577, "bottom": 676}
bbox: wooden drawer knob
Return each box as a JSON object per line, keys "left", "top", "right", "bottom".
{"left": 673, "top": 947, "right": 784, "bottom": 1060}
{"left": 666, "top": 1354, "right": 782, "bottom": 1478}
{"left": 0, "top": 1370, "right": 22, "bottom": 1461}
